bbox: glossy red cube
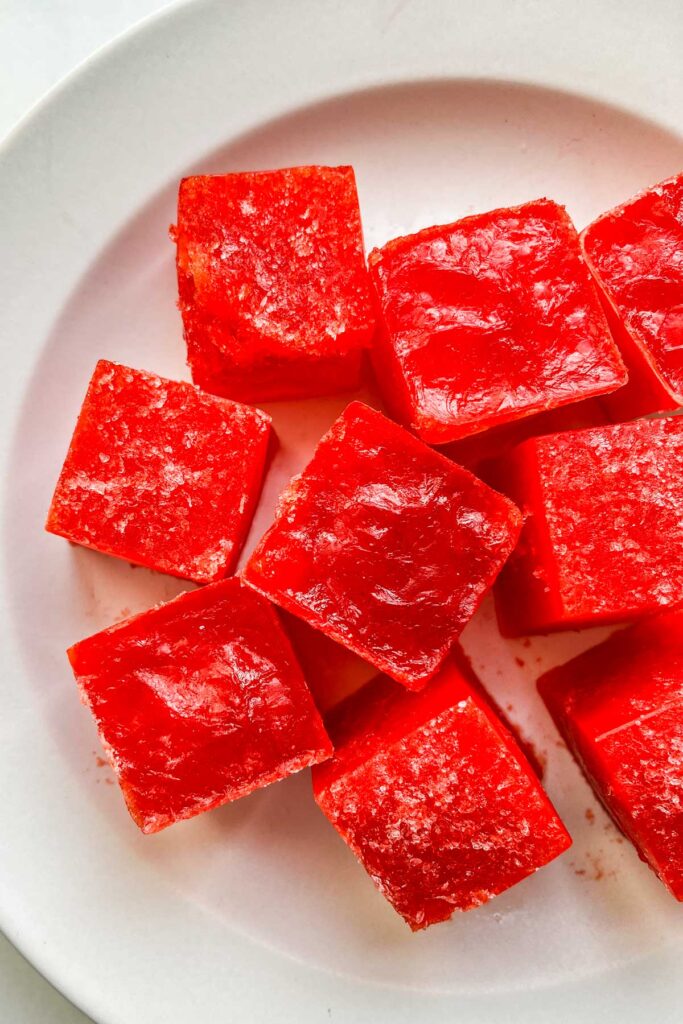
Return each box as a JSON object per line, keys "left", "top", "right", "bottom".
{"left": 493, "top": 415, "right": 683, "bottom": 636}
{"left": 581, "top": 171, "right": 683, "bottom": 417}
{"left": 368, "top": 199, "right": 626, "bottom": 444}
{"left": 46, "top": 360, "right": 271, "bottom": 584}
{"left": 68, "top": 578, "right": 332, "bottom": 833}
{"left": 313, "top": 651, "right": 571, "bottom": 930}
{"left": 175, "top": 166, "right": 375, "bottom": 402}
{"left": 538, "top": 610, "right": 683, "bottom": 900}
{"left": 243, "top": 402, "right": 522, "bottom": 690}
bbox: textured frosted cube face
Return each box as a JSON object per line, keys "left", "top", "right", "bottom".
{"left": 493, "top": 415, "right": 683, "bottom": 636}
{"left": 244, "top": 401, "right": 522, "bottom": 690}
{"left": 313, "top": 656, "right": 571, "bottom": 929}
{"left": 175, "top": 166, "right": 376, "bottom": 402}
{"left": 68, "top": 579, "right": 332, "bottom": 834}
{"left": 581, "top": 171, "right": 683, "bottom": 416}
{"left": 46, "top": 360, "right": 271, "bottom": 584}
{"left": 368, "top": 199, "right": 626, "bottom": 444}
{"left": 539, "top": 611, "right": 683, "bottom": 900}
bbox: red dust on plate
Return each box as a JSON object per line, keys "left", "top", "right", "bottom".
{"left": 174, "top": 166, "right": 376, "bottom": 402}
{"left": 538, "top": 610, "right": 683, "bottom": 900}
{"left": 492, "top": 415, "right": 683, "bottom": 636}
{"left": 46, "top": 360, "right": 271, "bottom": 584}
{"left": 243, "top": 401, "right": 522, "bottom": 691}
{"left": 68, "top": 578, "right": 332, "bottom": 834}
{"left": 581, "top": 171, "right": 683, "bottom": 418}
{"left": 368, "top": 199, "right": 626, "bottom": 445}
{"left": 313, "top": 650, "right": 571, "bottom": 930}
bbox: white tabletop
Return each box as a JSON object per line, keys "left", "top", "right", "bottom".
{"left": 0, "top": 4, "right": 173, "bottom": 1019}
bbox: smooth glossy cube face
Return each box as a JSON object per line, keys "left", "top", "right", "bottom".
{"left": 538, "top": 611, "right": 683, "bottom": 900}
{"left": 243, "top": 402, "right": 522, "bottom": 690}
{"left": 581, "top": 172, "right": 683, "bottom": 417}
{"left": 175, "top": 166, "right": 376, "bottom": 402}
{"left": 493, "top": 415, "right": 683, "bottom": 636}
{"left": 68, "top": 579, "right": 332, "bottom": 834}
{"left": 313, "top": 654, "right": 571, "bottom": 930}
{"left": 46, "top": 360, "right": 271, "bottom": 584}
{"left": 368, "top": 199, "right": 626, "bottom": 444}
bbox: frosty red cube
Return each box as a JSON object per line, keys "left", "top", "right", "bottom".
{"left": 539, "top": 610, "right": 683, "bottom": 900}
{"left": 493, "top": 415, "right": 683, "bottom": 636}
{"left": 175, "top": 166, "right": 375, "bottom": 401}
{"left": 46, "top": 360, "right": 271, "bottom": 584}
{"left": 313, "top": 651, "right": 571, "bottom": 930}
{"left": 581, "top": 171, "right": 683, "bottom": 417}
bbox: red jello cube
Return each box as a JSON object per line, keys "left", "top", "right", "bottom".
{"left": 68, "top": 578, "right": 332, "bottom": 833}
{"left": 175, "top": 166, "right": 375, "bottom": 402}
{"left": 368, "top": 199, "right": 626, "bottom": 444}
{"left": 46, "top": 360, "right": 271, "bottom": 584}
{"left": 493, "top": 415, "right": 683, "bottom": 636}
{"left": 313, "top": 651, "right": 571, "bottom": 930}
{"left": 581, "top": 171, "right": 683, "bottom": 418}
{"left": 243, "top": 402, "right": 522, "bottom": 690}
{"left": 538, "top": 610, "right": 683, "bottom": 900}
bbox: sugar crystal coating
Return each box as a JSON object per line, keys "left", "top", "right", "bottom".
{"left": 538, "top": 610, "right": 683, "bottom": 900}
{"left": 314, "top": 651, "right": 571, "bottom": 930}
{"left": 368, "top": 199, "right": 626, "bottom": 444}
{"left": 68, "top": 578, "right": 332, "bottom": 833}
{"left": 493, "top": 415, "right": 683, "bottom": 636}
{"left": 243, "top": 402, "right": 522, "bottom": 690}
{"left": 581, "top": 171, "right": 683, "bottom": 416}
{"left": 175, "top": 166, "right": 375, "bottom": 401}
{"left": 46, "top": 360, "right": 271, "bottom": 584}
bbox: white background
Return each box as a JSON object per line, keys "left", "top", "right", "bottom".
{"left": 0, "top": 4, "right": 174, "bottom": 1019}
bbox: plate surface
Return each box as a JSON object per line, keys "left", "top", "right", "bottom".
{"left": 1, "top": 1, "right": 683, "bottom": 1021}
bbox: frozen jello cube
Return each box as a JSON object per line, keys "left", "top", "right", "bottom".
{"left": 243, "top": 401, "right": 521, "bottom": 690}
{"left": 492, "top": 415, "right": 683, "bottom": 636}
{"left": 539, "top": 610, "right": 683, "bottom": 900}
{"left": 369, "top": 199, "right": 626, "bottom": 444}
{"left": 175, "top": 166, "right": 375, "bottom": 401}
{"left": 313, "top": 651, "right": 571, "bottom": 930}
{"left": 581, "top": 171, "right": 683, "bottom": 417}
{"left": 68, "top": 578, "right": 332, "bottom": 833}
{"left": 46, "top": 360, "right": 271, "bottom": 584}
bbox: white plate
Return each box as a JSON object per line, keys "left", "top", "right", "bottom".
{"left": 2, "top": 1, "right": 683, "bottom": 1021}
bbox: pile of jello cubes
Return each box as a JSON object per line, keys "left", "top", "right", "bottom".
{"left": 46, "top": 166, "right": 683, "bottom": 930}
